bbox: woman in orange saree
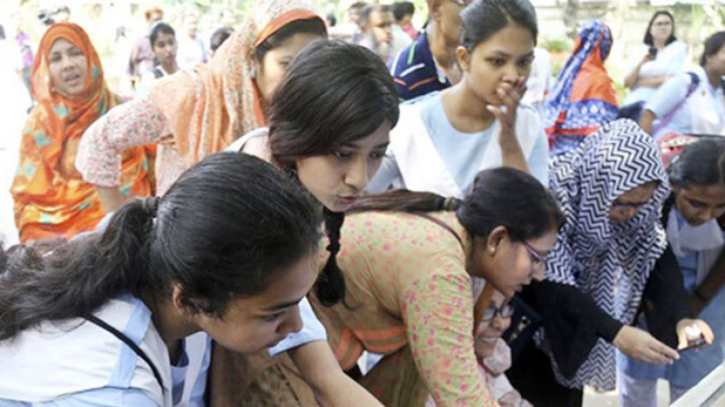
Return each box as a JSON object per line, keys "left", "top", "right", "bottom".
{"left": 76, "top": 0, "right": 328, "bottom": 210}
{"left": 11, "top": 22, "right": 154, "bottom": 243}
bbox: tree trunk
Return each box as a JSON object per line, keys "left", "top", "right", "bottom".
{"left": 563, "top": 0, "right": 581, "bottom": 40}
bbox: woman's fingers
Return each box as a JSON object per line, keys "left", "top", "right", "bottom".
{"left": 640, "top": 348, "right": 668, "bottom": 365}
{"left": 696, "top": 320, "right": 715, "bottom": 344}
{"left": 487, "top": 105, "right": 504, "bottom": 122}
{"left": 654, "top": 341, "right": 679, "bottom": 361}
{"left": 676, "top": 328, "right": 689, "bottom": 350}
{"left": 644, "top": 338, "right": 678, "bottom": 364}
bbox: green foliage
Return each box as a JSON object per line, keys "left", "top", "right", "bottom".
{"left": 542, "top": 37, "right": 574, "bottom": 53}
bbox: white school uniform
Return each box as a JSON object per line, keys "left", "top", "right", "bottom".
{"left": 368, "top": 93, "right": 548, "bottom": 198}
{"left": 646, "top": 66, "right": 725, "bottom": 140}
{"left": 0, "top": 295, "right": 209, "bottom": 406}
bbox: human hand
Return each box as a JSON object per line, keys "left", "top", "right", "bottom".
{"left": 614, "top": 325, "right": 679, "bottom": 365}
{"left": 676, "top": 319, "right": 714, "bottom": 350}
{"left": 488, "top": 78, "right": 527, "bottom": 148}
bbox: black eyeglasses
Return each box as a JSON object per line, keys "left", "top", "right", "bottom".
{"left": 481, "top": 303, "right": 514, "bottom": 322}
{"left": 521, "top": 240, "right": 546, "bottom": 269}
{"left": 612, "top": 199, "right": 649, "bottom": 210}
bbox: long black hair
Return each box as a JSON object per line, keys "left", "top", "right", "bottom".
{"left": 644, "top": 10, "right": 677, "bottom": 47}
{"left": 268, "top": 39, "right": 399, "bottom": 307}
{"left": 210, "top": 26, "right": 234, "bottom": 52}
{"left": 669, "top": 138, "right": 725, "bottom": 190}
{"left": 351, "top": 168, "right": 564, "bottom": 243}
{"left": 460, "top": 0, "right": 538, "bottom": 51}
{"left": 0, "top": 153, "right": 322, "bottom": 341}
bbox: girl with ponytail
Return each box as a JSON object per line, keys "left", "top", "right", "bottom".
{"left": 214, "top": 39, "right": 398, "bottom": 406}
{"left": 0, "top": 152, "right": 323, "bottom": 406}
{"left": 310, "top": 167, "right": 564, "bottom": 406}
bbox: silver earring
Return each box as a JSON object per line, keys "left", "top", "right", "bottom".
{"left": 250, "top": 66, "right": 257, "bottom": 79}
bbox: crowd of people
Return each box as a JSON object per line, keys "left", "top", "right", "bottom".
{"left": 0, "top": 0, "right": 724, "bottom": 406}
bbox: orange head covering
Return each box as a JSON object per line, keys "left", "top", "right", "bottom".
{"left": 148, "top": 0, "right": 326, "bottom": 166}
{"left": 31, "top": 22, "right": 119, "bottom": 148}
{"left": 11, "top": 23, "right": 153, "bottom": 242}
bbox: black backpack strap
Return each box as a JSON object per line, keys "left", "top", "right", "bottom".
{"left": 86, "top": 314, "right": 165, "bottom": 392}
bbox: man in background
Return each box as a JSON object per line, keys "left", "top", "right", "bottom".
{"left": 388, "top": 0, "right": 469, "bottom": 100}
{"left": 359, "top": 4, "right": 394, "bottom": 62}
{"left": 177, "top": 12, "right": 208, "bottom": 70}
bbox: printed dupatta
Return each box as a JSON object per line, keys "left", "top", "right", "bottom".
{"left": 544, "top": 119, "right": 669, "bottom": 390}
{"left": 148, "top": 0, "right": 326, "bottom": 167}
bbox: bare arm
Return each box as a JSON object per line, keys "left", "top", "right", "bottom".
{"left": 96, "top": 187, "right": 126, "bottom": 214}
{"left": 77, "top": 98, "right": 168, "bottom": 210}
{"left": 639, "top": 109, "right": 657, "bottom": 135}
{"left": 624, "top": 54, "right": 655, "bottom": 90}
{"left": 287, "top": 341, "right": 383, "bottom": 407}
{"left": 635, "top": 75, "right": 670, "bottom": 90}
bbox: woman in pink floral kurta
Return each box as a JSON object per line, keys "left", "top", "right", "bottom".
{"left": 310, "top": 168, "right": 564, "bottom": 406}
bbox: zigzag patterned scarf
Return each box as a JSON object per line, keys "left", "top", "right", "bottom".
{"left": 545, "top": 119, "right": 670, "bottom": 390}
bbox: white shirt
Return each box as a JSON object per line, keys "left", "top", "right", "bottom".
{"left": 0, "top": 295, "right": 210, "bottom": 407}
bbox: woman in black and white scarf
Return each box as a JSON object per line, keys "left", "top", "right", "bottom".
{"left": 507, "top": 119, "right": 713, "bottom": 406}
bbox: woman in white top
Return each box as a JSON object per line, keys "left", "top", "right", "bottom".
{"left": 368, "top": 0, "right": 549, "bottom": 197}
{"left": 0, "top": 152, "right": 325, "bottom": 406}
{"left": 639, "top": 32, "right": 725, "bottom": 140}
{"left": 623, "top": 10, "right": 687, "bottom": 108}
{"left": 136, "top": 22, "right": 179, "bottom": 98}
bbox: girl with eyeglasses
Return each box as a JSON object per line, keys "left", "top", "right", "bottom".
{"left": 309, "top": 167, "right": 564, "bottom": 406}
{"left": 639, "top": 31, "right": 725, "bottom": 140}
{"left": 622, "top": 10, "right": 686, "bottom": 117}
{"left": 506, "top": 119, "right": 713, "bottom": 407}
{"left": 427, "top": 287, "right": 532, "bottom": 406}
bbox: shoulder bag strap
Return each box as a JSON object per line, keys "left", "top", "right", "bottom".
{"left": 85, "top": 314, "right": 165, "bottom": 392}
{"left": 410, "top": 212, "right": 493, "bottom": 333}
{"left": 653, "top": 72, "right": 700, "bottom": 134}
